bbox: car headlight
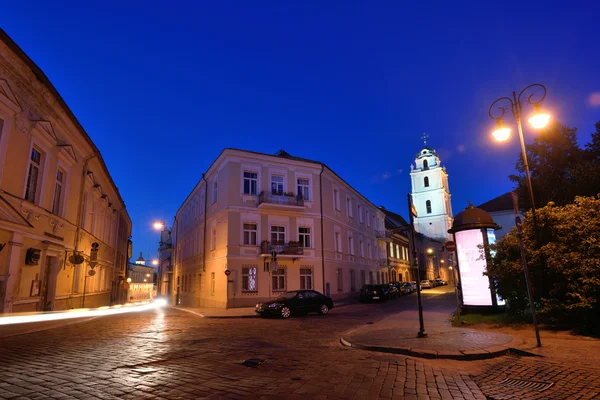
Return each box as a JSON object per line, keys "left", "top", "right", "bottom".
{"left": 268, "top": 303, "right": 279, "bottom": 308}
{"left": 255, "top": 303, "right": 261, "bottom": 308}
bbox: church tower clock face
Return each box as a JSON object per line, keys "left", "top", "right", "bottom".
{"left": 409, "top": 134, "right": 453, "bottom": 241}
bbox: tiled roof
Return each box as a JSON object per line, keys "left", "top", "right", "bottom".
{"left": 477, "top": 192, "right": 515, "bottom": 213}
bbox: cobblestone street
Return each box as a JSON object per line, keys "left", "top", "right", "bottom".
{"left": 1, "top": 290, "right": 599, "bottom": 399}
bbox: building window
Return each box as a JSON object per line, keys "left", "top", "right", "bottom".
{"left": 423, "top": 159, "right": 429, "bottom": 170}
{"left": 335, "top": 232, "right": 342, "bottom": 252}
{"left": 300, "top": 268, "right": 313, "bottom": 290}
{"left": 212, "top": 181, "right": 218, "bottom": 203}
{"left": 359, "top": 240, "right": 364, "bottom": 257}
{"left": 243, "top": 172, "right": 258, "bottom": 195}
{"left": 369, "top": 271, "right": 374, "bottom": 284}
{"left": 211, "top": 228, "right": 217, "bottom": 250}
{"left": 367, "top": 242, "right": 372, "bottom": 259}
{"left": 211, "top": 272, "right": 215, "bottom": 295}
{"left": 424, "top": 176, "right": 430, "bottom": 187}
{"left": 350, "top": 269, "right": 356, "bottom": 292}
{"left": 389, "top": 242, "right": 394, "bottom": 258}
{"left": 271, "top": 226, "right": 285, "bottom": 244}
{"left": 271, "top": 175, "right": 284, "bottom": 195}
{"left": 51, "top": 168, "right": 65, "bottom": 215}
{"left": 396, "top": 244, "right": 400, "bottom": 259}
{"left": 426, "top": 200, "right": 432, "bottom": 214}
{"left": 366, "top": 211, "right": 370, "bottom": 227}
{"left": 297, "top": 178, "right": 310, "bottom": 201}
{"left": 299, "top": 227, "right": 311, "bottom": 248}
{"left": 25, "top": 147, "right": 42, "bottom": 204}
{"left": 348, "top": 234, "right": 354, "bottom": 255}
{"left": 243, "top": 223, "right": 257, "bottom": 246}
{"left": 272, "top": 268, "right": 286, "bottom": 291}
{"left": 337, "top": 268, "right": 343, "bottom": 292}
{"left": 358, "top": 205, "right": 363, "bottom": 223}
{"left": 242, "top": 266, "right": 257, "bottom": 292}
{"left": 334, "top": 188, "right": 340, "bottom": 211}
{"left": 346, "top": 197, "right": 353, "bottom": 217}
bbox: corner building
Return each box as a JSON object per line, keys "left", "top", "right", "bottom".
{"left": 172, "top": 149, "right": 388, "bottom": 308}
{"left": 0, "top": 29, "right": 131, "bottom": 313}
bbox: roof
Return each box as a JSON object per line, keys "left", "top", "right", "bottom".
{"left": 0, "top": 28, "right": 128, "bottom": 213}
{"left": 378, "top": 206, "right": 409, "bottom": 230}
{"left": 477, "top": 192, "right": 515, "bottom": 213}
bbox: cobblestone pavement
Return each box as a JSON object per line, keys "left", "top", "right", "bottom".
{"left": 0, "top": 291, "right": 488, "bottom": 399}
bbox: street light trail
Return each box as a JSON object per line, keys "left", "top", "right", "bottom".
{"left": 0, "top": 302, "right": 164, "bottom": 326}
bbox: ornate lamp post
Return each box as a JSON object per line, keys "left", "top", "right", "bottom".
{"left": 488, "top": 84, "right": 551, "bottom": 234}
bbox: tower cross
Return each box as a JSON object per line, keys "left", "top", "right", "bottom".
{"left": 422, "top": 133, "right": 429, "bottom": 146}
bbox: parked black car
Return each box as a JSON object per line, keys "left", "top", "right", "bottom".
{"left": 387, "top": 283, "right": 400, "bottom": 298}
{"left": 255, "top": 290, "right": 334, "bottom": 319}
{"left": 390, "top": 282, "right": 406, "bottom": 296}
{"left": 360, "top": 284, "right": 390, "bottom": 302}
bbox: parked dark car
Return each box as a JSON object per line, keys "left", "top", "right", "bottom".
{"left": 255, "top": 290, "right": 334, "bottom": 318}
{"left": 360, "top": 284, "right": 389, "bottom": 302}
{"left": 434, "top": 279, "right": 447, "bottom": 287}
{"left": 401, "top": 282, "right": 414, "bottom": 294}
{"left": 390, "top": 282, "right": 405, "bottom": 296}
{"left": 387, "top": 283, "right": 400, "bottom": 298}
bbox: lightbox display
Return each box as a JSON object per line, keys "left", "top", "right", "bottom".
{"left": 455, "top": 229, "right": 504, "bottom": 306}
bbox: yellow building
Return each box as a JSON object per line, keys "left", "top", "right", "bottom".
{"left": 170, "top": 149, "right": 388, "bottom": 308}
{"left": 0, "top": 29, "right": 132, "bottom": 313}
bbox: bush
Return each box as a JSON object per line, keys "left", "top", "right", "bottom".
{"left": 486, "top": 195, "right": 600, "bottom": 333}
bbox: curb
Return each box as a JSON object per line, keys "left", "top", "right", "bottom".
{"left": 339, "top": 337, "right": 541, "bottom": 360}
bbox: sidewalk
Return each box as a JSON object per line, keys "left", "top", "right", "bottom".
{"left": 341, "top": 303, "right": 527, "bottom": 361}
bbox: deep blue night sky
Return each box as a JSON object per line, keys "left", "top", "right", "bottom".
{"left": 3, "top": 1, "right": 599, "bottom": 259}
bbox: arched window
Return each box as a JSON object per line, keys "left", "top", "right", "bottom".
{"left": 423, "top": 159, "right": 429, "bottom": 170}
{"left": 426, "top": 200, "right": 432, "bottom": 214}
{"left": 424, "top": 176, "right": 429, "bottom": 187}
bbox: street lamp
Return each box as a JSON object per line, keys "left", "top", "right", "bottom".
{"left": 153, "top": 221, "right": 166, "bottom": 231}
{"left": 152, "top": 259, "right": 159, "bottom": 266}
{"left": 488, "top": 83, "right": 551, "bottom": 234}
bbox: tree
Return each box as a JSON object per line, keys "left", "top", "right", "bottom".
{"left": 510, "top": 120, "right": 600, "bottom": 209}
{"left": 487, "top": 196, "right": 600, "bottom": 333}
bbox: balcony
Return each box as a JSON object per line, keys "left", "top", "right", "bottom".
{"left": 375, "top": 230, "right": 391, "bottom": 239}
{"left": 258, "top": 191, "right": 305, "bottom": 209}
{"left": 260, "top": 240, "right": 304, "bottom": 258}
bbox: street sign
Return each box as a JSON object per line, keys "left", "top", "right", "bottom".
{"left": 224, "top": 270, "right": 231, "bottom": 276}
{"left": 445, "top": 241, "right": 456, "bottom": 252}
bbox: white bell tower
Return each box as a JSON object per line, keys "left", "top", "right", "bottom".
{"left": 410, "top": 134, "right": 453, "bottom": 242}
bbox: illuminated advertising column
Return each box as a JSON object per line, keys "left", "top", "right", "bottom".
{"left": 448, "top": 202, "right": 504, "bottom": 309}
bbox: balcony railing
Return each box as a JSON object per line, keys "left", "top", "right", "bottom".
{"left": 375, "top": 230, "right": 391, "bottom": 239}
{"left": 260, "top": 240, "right": 304, "bottom": 256}
{"left": 258, "top": 191, "right": 305, "bottom": 207}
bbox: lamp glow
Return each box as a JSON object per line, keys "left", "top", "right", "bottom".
{"left": 528, "top": 112, "right": 551, "bottom": 129}
{"left": 153, "top": 221, "right": 164, "bottom": 230}
{"left": 427, "top": 248, "right": 433, "bottom": 254}
{"left": 492, "top": 127, "right": 511, "bottom": 141}
{"left": 152, "top": 259, "right": 159, "bottom": 266}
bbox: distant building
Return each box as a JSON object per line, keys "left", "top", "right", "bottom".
{"left": 171, "top": 149, "right": 388, "bottom": 308}
{"left": 0, "top": 29, "right": 132, "bottom": 313}
{"left": 157, "top": 228, "right": 173, "bottom": 298}
{"left": 477, "top": 192, "right": 520, "bottom": 239}
{"left": 410, "top": 139, "right": 453, "bottom": 242}
{"left": 377, "top": 207, "right": 411, "bottom": 282}
{"left": 127, "top": 257, "right": 155, "bottom": 301}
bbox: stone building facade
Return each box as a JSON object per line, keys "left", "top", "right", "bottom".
{"left": 0, "top": 29, "right": 132, "bottom": 313}
{"left": 170, "top": 149, "right": 388, "bottom": 308}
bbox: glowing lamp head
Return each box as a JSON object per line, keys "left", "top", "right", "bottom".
{"left": 492, "top": 119, "right": 511, "bottom": 141}
{"left": 153, "top": 221, "right": 165, "bottom": 230}
{"left": 427, "top": 248, "right": 433, "bottom": 254}
{"left": 126, "top": 277, "right": 132, "bottom": 283}
{"left": 528, "top": 106, "right": 551, "bottom": 129}
{"left": 152, "top": 259, "right": 159, "bottom": 266}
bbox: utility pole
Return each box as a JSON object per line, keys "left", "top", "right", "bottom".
{"left": 408, "top": 193, "right": 427, "bottom": 338}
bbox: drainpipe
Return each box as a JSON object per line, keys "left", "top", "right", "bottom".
{"left": 202, "top": 173, "right": 208, "bottom": 272}
{"left": 74, "top": 155, "right": 96, "bottom": 253}
{"left": 319, "top": 165, "right": 325, "bottom": 294}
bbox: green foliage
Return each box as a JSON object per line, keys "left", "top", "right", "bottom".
{"left": 487, "top": 196, "right": 600, "bottom": 333}
{"left": 510, "top": 120, "right": 600, "bottom": 209}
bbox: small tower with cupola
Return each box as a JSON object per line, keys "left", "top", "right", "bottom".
{"left": 410, "top": 134, "right": 453, "bottom": 241}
